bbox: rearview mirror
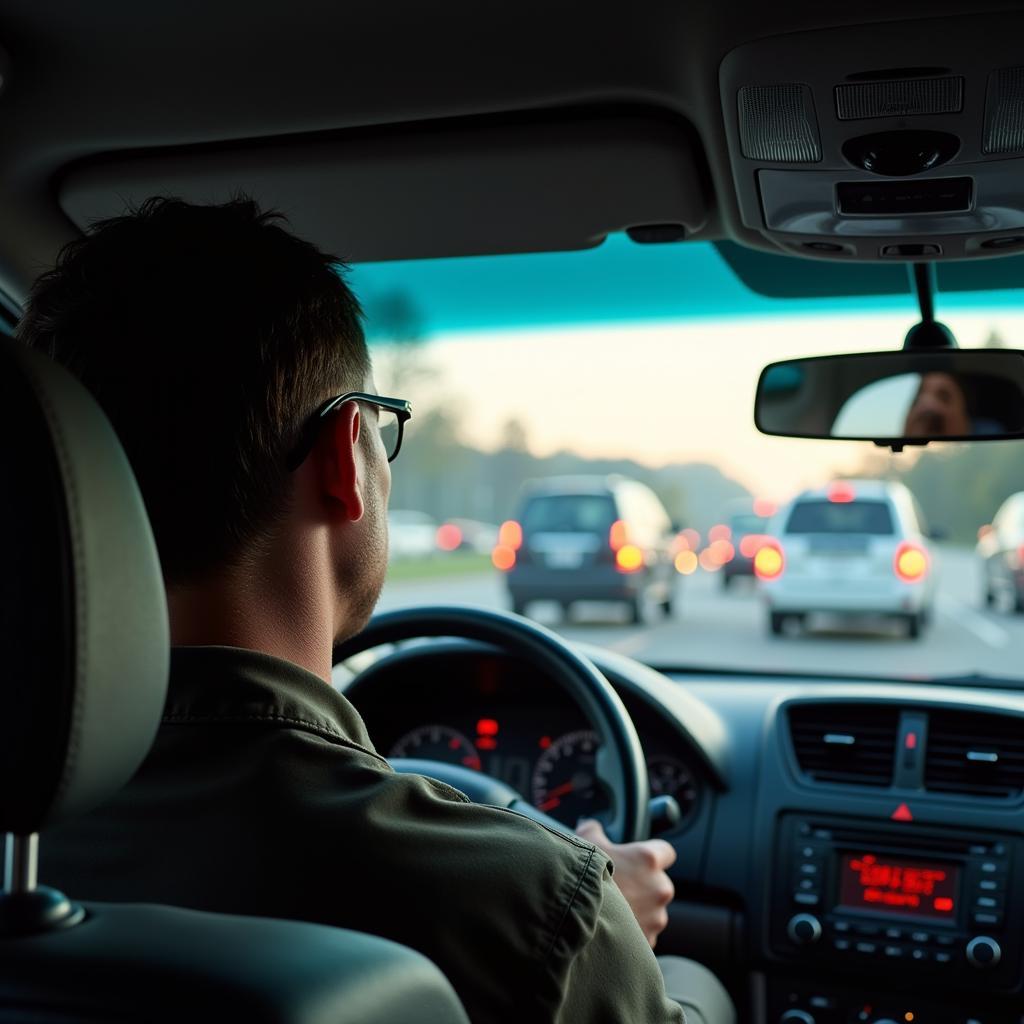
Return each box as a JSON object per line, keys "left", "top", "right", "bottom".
{"left": 755, "top": 349, "right": 1024, "bottom": 447}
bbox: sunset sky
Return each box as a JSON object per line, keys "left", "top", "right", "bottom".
{"left": 373, "top": 311, "right": 1024, "bottom": 501}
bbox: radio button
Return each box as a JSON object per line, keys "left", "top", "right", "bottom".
{"left": 787, "top": 914, "right": 823, "bottom": 946}
{"left": 883, "top": 945, "right": 904, "bottom": 959}
{"left": 972, "top": 911, "right": 1002, "bottom": 927}
{"left": 833, "top": 938, "right": 851, "bottom": 952}
{"left": 854, "top": 923, "right": 880, "bottom": 937}
{"left": 977, "top": 879, "right": 1000, "bottom": 892}
{"left": 966, "top": 936, "right": 1001, "bottom": 969}
{"left": 855, "top": 941, "right": 878, "bottom": 955}
{"left": 832, "top": 920, "right": 851, "bottom": 934}
{"left": 935, "top": 934, "right": 956, "bottom": 947}
{"left": 794, "top": 893, "right": 820, "bottom": 906}
{"left": 910, "top": 948, "right": 930, "bottom": 963}
{"left": 910, "top": 931, "right": 931, "bottom": 944}
{"left": 974, "top": 896, "right": 1000, "bottom": 910}
{"left": 934, "top": 951, "right": 955, "bottom": 966}
{"left": 798, "top": 863, "right": 820, "bottom": 875}
{"left": 884, "top": 927, "right": 902, "bottom": 940}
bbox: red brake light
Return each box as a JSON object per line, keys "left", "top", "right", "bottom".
{"left": 754, "top": 541, "right": 785, "bottom": 580}
{"left": 498, "top": 520, "right": 522, "bottom": 551}
{"left": 436, "top": 523, "right": 463, "bottom": 551}
{"left": 1016, "top": 544, "right": 1024, "bottom": 568}
{"left": 491, "top": 545, "right": 516, "bottom": 571}
{"left": 615, "top": 544, "right": 644, "bottom": 573}
{"left": 894, "top": 543, "right": 928, "bottom": 583}
{"left": 828, "top": 482, "right": 856, "bottom": 503}
{"left": 609, "top": 519, "right": 629, "bottom": 551}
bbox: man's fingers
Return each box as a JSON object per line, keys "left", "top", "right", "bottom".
{"left": 575, "top": 818, "right": 608, "bottom": 845}
{"left": 638, "top": 838, "right": 677, "bottom": 870}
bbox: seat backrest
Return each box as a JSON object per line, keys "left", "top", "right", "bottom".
{"left": 0, "top": 338, "right": 469, "bottom": 1024}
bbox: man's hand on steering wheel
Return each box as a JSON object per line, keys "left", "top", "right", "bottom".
{"left": 576, "top": 818, "right": 676, "bottom": 948}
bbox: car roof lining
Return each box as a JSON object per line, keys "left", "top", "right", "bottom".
{"left": 1, "top": 0, "right": 1023, "bottom": 303}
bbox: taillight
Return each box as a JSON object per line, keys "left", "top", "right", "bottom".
{"left": 436, "top": 523, "right": 462, "bottom": 551}
{"left": 492, "top": 545, "right": 516, "bottom": 571}
{"left": 894, "top": 543, "right": 928, "bottom": 583}
{"left": 492, "top": 520, "right": 523, "bottom": 572}
{"left": 1016, "top": 543, "right": 1024, "bottom": 569}
{"left": 498, "top": 520, "right": 522, "bottom": 550}
{"left": 609, "top": 519, "right": 628, "bottom": 551}
{"left": 615, "top": 544, "right": 644, "bottom": 573}
{"left": 754, "top": 542, "right": 785, "bottom": 581}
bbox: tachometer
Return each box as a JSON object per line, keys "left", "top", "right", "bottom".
{"left": 531, "top": 729, "right": 610, "bottom": 826}
{"left": 389, "top": 725, "right": 482, "bottom": 770}
{"left": 646, "top": 755, "right": 699, "bottom": 823}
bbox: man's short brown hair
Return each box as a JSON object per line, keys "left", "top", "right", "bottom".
{"left": 18, "top": 197, "right": 370, "bottom": 585}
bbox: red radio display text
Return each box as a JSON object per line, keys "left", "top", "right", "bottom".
{"left": 838, "top": 852, "right": 960, "bottom": 920}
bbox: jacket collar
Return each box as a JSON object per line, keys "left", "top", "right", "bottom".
{"left": 166, "top": 645, "right": 378, "bottom": 753}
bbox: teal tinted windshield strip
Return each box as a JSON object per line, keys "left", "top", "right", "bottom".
{"left": 346, "top": 234, "right": 918, "bottom": 339}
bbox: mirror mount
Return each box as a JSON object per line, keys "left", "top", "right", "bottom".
{"left": 904, "top": 263, "right": 957, "bottom": 350}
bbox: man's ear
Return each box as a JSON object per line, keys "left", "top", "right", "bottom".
{"left": 317, "top": 401, "right": 365, "bottom": 522}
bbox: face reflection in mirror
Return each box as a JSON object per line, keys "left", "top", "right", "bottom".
{"left": 903, "top": 372, "right": 972, "bottom": 437}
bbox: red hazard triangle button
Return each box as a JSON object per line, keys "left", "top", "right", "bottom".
{"left": 890, "top": 803, "right": 913, "bottom": 822}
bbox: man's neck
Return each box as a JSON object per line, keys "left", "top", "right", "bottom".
{"left": 167, "top": 554, "right": 336, "bottom": 683}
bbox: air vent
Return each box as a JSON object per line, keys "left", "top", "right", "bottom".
{"left": 789, "top": 704, "right": 899, "bottom": 787}
{"left": 925, "top": 711, "right": 1024, "bottom": 798}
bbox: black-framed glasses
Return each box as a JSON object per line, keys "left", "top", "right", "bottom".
{"left": 285, "top": 392, "right": 412, "bottom": 471}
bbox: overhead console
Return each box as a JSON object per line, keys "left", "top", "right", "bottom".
{"left": 719, "top": 11, "right": 1024, "bottom": 261}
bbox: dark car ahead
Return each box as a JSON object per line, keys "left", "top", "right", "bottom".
{"left": 721, "top": 509, "right": 771, "bottom": 589}
{"left": 493, "top": 475, "right": 677, "bottom": 623}
{"left": 978, "top": 491, "right": 1024, "bottom": 612}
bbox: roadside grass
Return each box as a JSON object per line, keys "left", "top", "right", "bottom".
{"left": 386, "top": 552, "right": 494, "bottom": 582}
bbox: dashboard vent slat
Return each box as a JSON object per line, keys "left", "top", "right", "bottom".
{"left": 788, "top": 704, "right": 899, "bottom": 787}
{"left": 925, "top": 710, "right": 1024, "bottom": 799}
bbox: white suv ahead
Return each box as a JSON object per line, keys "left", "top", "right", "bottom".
{"left": 755, "top": 480, "right": 936, "bottom": 640}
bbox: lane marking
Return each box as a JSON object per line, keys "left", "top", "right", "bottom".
{"left": 942, "top": 599, "right": 1009, "bottom": 649}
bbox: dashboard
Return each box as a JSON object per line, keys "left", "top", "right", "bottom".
{"left": 341, "top": 640, "right": 1024, "bottom": 1024}
{"left": 349, "top": 644, "right": 705, "bottom": 832}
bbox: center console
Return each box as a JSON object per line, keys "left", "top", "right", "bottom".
{"left": 766, "top": 813, "right": 1021, "bottom": 1023}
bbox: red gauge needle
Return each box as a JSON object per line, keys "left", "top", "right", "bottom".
{"left": 538, "top": 780, "right": 575, "bottom": 811}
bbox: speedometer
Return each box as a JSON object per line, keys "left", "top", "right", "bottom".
{"left": 531, "top": 729, "right": 610, "bottom": 826}
{"left": 389, "top": 725, "right": 482, "bottom": 770}
{"left": 646, "top": 755, "right": 699, "bottom": 824}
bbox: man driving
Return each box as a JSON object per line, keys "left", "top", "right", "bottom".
{"left": 25, "top": 198, "right": 690, "bottom": 1022}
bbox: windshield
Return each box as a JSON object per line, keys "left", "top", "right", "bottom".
{"left": 350, "top": 235, "right": 1024, "bottom": 683}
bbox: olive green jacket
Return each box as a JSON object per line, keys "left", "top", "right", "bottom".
{"left": 43, "top": 646, "right": 684, "bottom": 1024}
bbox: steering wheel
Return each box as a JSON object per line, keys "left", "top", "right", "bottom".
{"left": 334, "top": 606, "right": 650, "bottom": 844}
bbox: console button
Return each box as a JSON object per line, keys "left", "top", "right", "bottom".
{"left": 787, "top": 914, "right": 823, "bottom": 946}
{"left": 934, "top": 950, "right": 956, "bottom": 966}
{"left": 966, "top": 936, "right": 1001, "bottom": 969}
{"left": 798, "top": 878, "right": 816, "bottom": 892}
{"left": 853, "top": 923, "right": 879, "bottom": 937}
{"left": 977, "top": 879, "right": 999, "bottom": 891}
{"left": 794, "top": 892, "right": 820, "bottom": 906}
{"left": 974, "top": 896, "right": 1001, "bottom": 910}
{"left": 799, "top": 863, "right": 821, "bottom": 876}
{"left": 855, "top": 941, "right": 878, "bottom": 955}
{"left": 910, "top": 948, "right": 929, "bottom": 963}
{"left": 832, "top": 920, "right": 851, "bottom": 934}
{"left": 884, "top": 927, "right": 902, "bottom": 940}
{"left": 833, "top": 938, "right": 851, "bottom": 951}
{"left": 969, "top": 844, "right": 988, "bottom": 855}
{"left": 972, "top": 912, "right": 1002, "bottom": 927}
{"left": 883, "top": 945, "right": 904, "bottom": 959}
{"left": 935, "top": 934, "right": 956, "bottom": 948}
{"left": 910, "top": 931, "right": 931, "bottom": 943}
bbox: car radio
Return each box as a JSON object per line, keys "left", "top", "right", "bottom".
{"left": 771, "top": 814, "right": 1020, "bottom": 988}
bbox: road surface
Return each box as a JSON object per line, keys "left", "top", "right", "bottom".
{"left": 376, "top": 546, "right": 1023, "bottom": 680}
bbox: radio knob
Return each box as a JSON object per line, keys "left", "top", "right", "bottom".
{"left": 966, "top": 936, "right": 1001, "bottom": 969}
{"left": 778, "top": 1012, "right": 815, "bottom": 1024}
{"left": 786, "top": 913, "right": 822, "bottom": 946}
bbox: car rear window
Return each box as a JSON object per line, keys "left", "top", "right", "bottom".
{"left": 785, "top": 500, "right": 895, "bottom": 536}
{"left": 522, "top": 494, "right": 615, "bottom": 534}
